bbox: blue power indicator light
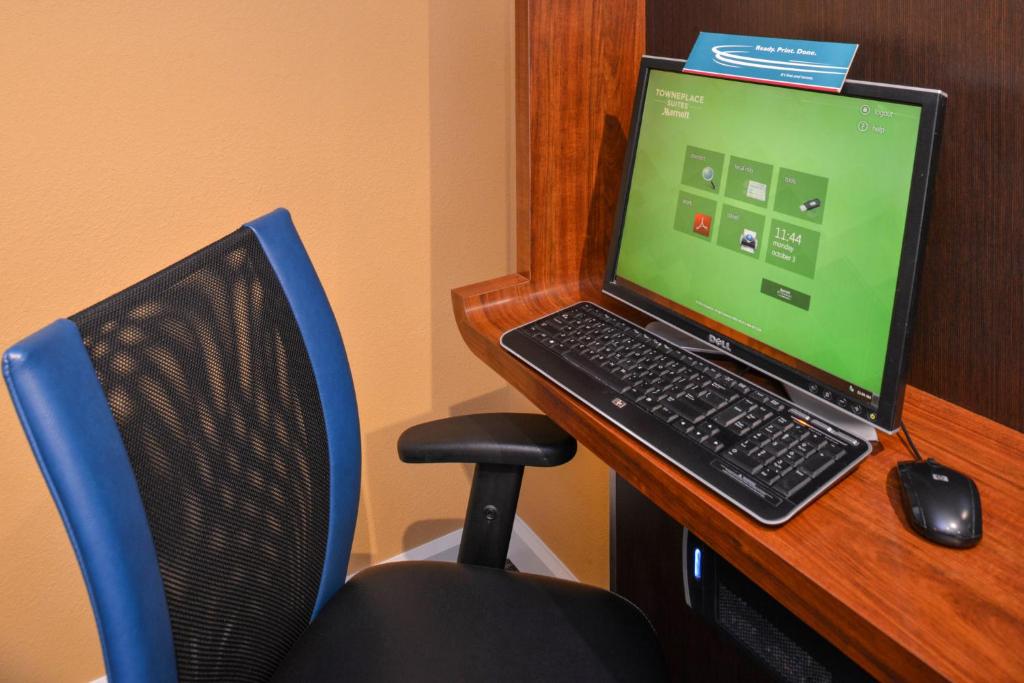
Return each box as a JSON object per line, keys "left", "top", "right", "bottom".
{"left": 693, "top": 547, "right": 702, "bottom": 581}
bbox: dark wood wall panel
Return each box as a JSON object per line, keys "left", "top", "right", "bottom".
{"left": 646, "top": 1, "right": 1024, "bottom": 431}
{"left": 517, "top": 0, "right": 644, "bottom": 288}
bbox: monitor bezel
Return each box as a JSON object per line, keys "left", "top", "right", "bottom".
{"left": 602, "top": 55, "right": 946, "bottom": 434}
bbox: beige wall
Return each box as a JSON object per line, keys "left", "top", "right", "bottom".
{"left": 0, "top": 2, "right": 609, "bottom": 680}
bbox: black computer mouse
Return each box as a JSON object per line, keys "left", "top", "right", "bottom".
{"left": 897, "top": 459, "right": 982, "bottom": 548}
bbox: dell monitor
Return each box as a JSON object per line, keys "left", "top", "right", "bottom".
{"left": 604, "top": 56, "right": 945, "bottom": 434}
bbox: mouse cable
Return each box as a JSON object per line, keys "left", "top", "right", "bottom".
{"left": 899, "top": 420, "right": 924, "bottom": 461}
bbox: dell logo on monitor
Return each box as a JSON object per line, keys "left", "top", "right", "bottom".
{"left": 708, "top": 333, "right": 732, "bottom": 352}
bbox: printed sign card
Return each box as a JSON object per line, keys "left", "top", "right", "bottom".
{"left": 684, "top": 32, "right": 858, "bottom": 93}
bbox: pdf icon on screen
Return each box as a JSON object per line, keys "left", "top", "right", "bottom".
{"left": 692, "top": 212, "right": 712, "bottom": 237}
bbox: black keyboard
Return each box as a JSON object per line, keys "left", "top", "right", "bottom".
{"left": 501, "top": 302, "right": 872, "bottom": 524}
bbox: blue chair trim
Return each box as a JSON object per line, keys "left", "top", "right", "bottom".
{"left": 244, "top": 208, "right": 361, "bottom": 618}
{"left": 3, "top": 319, "right": 177, "bottom": 682}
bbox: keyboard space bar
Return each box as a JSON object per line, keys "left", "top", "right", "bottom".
{"left": 562, "top": 352, "right": 630, "bottom": 393}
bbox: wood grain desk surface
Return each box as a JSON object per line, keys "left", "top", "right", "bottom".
{"left": 453, "top": 275, "right": 1024, "bottom": 683}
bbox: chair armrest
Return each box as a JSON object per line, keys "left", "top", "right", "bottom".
{"left": 397, "top": 413, "right": 576, "bottom": 468}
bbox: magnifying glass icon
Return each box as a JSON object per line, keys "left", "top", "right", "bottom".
{"left": 701, "top": 166, "right": 716, "bottom": 190}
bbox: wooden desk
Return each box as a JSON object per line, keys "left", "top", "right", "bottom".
{"left": 453, "top": 277, "right": 1024, "bottom": 681}
{"left": 458, "top": 2, "right": 1024, "bottom": 680}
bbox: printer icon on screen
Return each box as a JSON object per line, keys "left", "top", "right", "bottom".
{"left": 740, "top": 229, "right": 758, "bottom": 254}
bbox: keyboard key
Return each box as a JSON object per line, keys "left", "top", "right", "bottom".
{"left": 700, "top": 390, "right": 729, "bottom": 408}
{"left": 563, "top": 351, "right": 631, "bottom": 393}
{"left": 776, "top": 468, "right": 811, "bottom": 497}
{"left": 697, "top": 419, "right": 718, "bottom": 431}
{"left": 727, "top": 418, "right": 752, "bottom": 437}
{"left": 734, "top": 398, "right": 757, "bottom": 413}
{"left": 650, "top": 405, "right": 678, "bottom": 424}
{"left": 672, "top": 420, "right": 693, "bottom": 436}
{"left": 762, "top": 457, "right": 788, "bottom": 480}
{"left": 637, "top": 394, "right": 658, "bottom": 410}
{"left": 747, "top": 429, "right": 771, "bottom": 445}
{"left": 788, "top": 424, "right": 810, "bottom": 440}
{"left": 665, "top": 393, "right": 712, "bottom": 423}
{"left": 805, "top": 431, "right": 828, "bottom": 449}
{"left": 798, "top": 450, "right": 835, "bottom": 477}
{"left": 747, "top": 405, "right": 771, "bottom": 424}
{"left": 691, "top": 421, "right": 719, "bottom": 441}
{"left": 777, "top": 430, "right": 800, "bottom": 447}
{"left": 705, "top": 436, "right": 726, "bottom": 453}
{"left": 713, "top": 404, "right": 747, "bottom": 428}
{"left": 821, "top": 441, "right": 847, "bottom": 459}
{"left": 707, "top": 380, "right": 731, "bottom": 394}
{"left": 546, "top": 313, "right": 570, "bottom": 328}
{"left": 781, "top": 450, "right": 806, "bottom": 468}
{"left": 736, "top": 438, "right": 758, "bottom": 455}
{"left": 793, "top": 440, "right": 817, "bottom": 457}
{"left": 723, "top": 447, "right": 764, "bottom": 474}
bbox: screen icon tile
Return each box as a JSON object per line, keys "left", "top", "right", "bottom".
{"left": 716, "top": 204, "right": 765, "bottom": 258}
{"left": 773, "top": 168, "right": 829, "bottom": 224}
{"left": 673, "top": 190, "right": 718, "bottom": 241}
{"left": 724, "top": 156, "right": 773, "bottom": 208}
{"left": 681, "top": 146, "right": 725, "bottom": 194}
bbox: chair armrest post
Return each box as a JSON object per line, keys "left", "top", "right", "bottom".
{"left": 396, "top": 413, "right": 576, "bottom": 569}
{"left": 458, "top": 463, "right": 524, "bottom": 569}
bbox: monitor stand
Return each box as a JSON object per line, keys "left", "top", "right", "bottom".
{"left": 645, "top": 321, "right": 879, "bottom": 444}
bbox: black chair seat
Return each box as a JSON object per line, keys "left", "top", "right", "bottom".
{"left": 272, "top": 561, "right": 668, "bottom": 682}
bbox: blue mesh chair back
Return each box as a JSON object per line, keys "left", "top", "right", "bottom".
{"left": 3, "top": 210, "right": 360, "bottom": 681}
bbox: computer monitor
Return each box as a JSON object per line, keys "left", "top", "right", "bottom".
{"left": 604, "top": 56, "right": 945, "bottom": 433}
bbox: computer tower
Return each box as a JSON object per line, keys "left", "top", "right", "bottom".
{"left": 683, "top": 529, "right": 871, "bottom": 682}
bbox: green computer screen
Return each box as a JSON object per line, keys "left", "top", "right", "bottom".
{"left": 614, "top": 70, "right": 922, "bottom": 398}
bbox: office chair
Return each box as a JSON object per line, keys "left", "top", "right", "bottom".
{"left": 3, "top": 209, "right": 666, "bottom": 682}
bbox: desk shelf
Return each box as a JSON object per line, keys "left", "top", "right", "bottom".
{"left": 453, "top": 275, "right": 1024, "bottom": 681}
{"left": 454, "top": 2, "right": 1024, "bottom": 680}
